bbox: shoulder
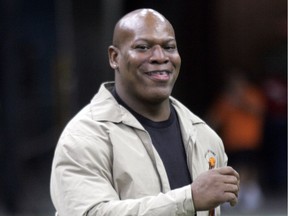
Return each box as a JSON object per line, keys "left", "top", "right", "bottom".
{"left": 170, "top": 96, "right": 226, "bottom": 163}
{"left": 170, "top": 96, "right": 222, "bottom": 142}
{"left": 169, "top": 96, "right": 204, "bottom": 124}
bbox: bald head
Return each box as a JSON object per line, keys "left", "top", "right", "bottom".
{"left": 112, "top": 9, "right": 175, "bottom": 48}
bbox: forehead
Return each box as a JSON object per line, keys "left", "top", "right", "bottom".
{"left": 117, "top": 10, "right": 175, "bottom": 43}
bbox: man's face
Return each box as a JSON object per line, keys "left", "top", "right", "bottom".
{"left": 113, "top": 11, "right": 181, "bottom": 104}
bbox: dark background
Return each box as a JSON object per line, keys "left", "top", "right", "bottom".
{"left": 0, "top": 0, "right": 286, "bottom": 215}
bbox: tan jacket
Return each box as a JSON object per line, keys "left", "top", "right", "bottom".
{"left": 50, "top": 82, "right": 227, "bottom": 216}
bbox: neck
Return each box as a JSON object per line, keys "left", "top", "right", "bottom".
{"left": 131, "top": 101, "right": 171, "bottom": 122}
{"left": 113, "top": 88, "right": 171, "bottom": 122}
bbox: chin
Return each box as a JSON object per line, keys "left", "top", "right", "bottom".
{"left": 145, "top": 89, "right": 171, "bottom": 104}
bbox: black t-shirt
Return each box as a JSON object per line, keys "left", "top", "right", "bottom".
{"left": 112, "top": 89, "right": 192, "bottom": 189}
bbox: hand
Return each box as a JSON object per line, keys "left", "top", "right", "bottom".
{"left": 191, "top": 166, "right": 240, "bottom": 211}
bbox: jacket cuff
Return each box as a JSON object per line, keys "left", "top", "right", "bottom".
{"left": 171, "top": 185, "right": 195, "bottom": 214}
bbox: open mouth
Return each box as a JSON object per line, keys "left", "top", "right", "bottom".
{"left": 145, "top": 70, "right": 171, "bottom": 81}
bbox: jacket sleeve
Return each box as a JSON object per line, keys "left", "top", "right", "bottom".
{"left": 50, "top": 131, "right": 195, "bottom": 216}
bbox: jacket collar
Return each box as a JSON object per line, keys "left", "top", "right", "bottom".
{"left": 90, "top": 82, "right": 204, "bottom": 129}
{"left": 90, "top": 82, "right": 144, "bottom": 129}
{"left": 169, "top": 96, "right": 204, "bottom": 145}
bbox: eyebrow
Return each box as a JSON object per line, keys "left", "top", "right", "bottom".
{"left": 134, "top": 37, "right": 176, "bottom": 43}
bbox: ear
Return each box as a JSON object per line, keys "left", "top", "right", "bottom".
{"left": 108, "top": 45, "right": 119, "bottom": 70}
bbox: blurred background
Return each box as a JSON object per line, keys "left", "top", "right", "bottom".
{"left": 0, "top": 0, "right": 286, "bottom": 215}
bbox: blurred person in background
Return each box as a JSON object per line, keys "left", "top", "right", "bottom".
{"left": 206, "top": 69, "right": 266, "bottom": 212}
{"left": 50, "top": 8, "right": 240, "bottom": 216}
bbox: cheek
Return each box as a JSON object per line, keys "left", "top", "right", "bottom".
{"left": 122, "top": 54, "right": 136, "bottom": 72}
{"left": 172, "top": 56, "right": 181, "bottom": 79}
{"left": 124, "top": 58, "right": 148, "bottom": 88}
{"left": 118, "top": 57, "right": 136, "bottom": 79}
{"left": 126, "top": 51, "right": 148, "bottom": 68}
{"left": 174, "top": 54, "right": 181, "bottom": 68}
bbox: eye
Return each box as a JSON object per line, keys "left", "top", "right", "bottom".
{"left": 164, "top": 44, "right": 176, "bottom": 51}
{"left": 135, "top": 44, "right": 150, "bottom": 51}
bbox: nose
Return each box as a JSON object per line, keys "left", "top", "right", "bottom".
{"left": 149, "top": 45, "right": 169, "bottom": 64}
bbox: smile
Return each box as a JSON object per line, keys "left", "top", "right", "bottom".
{"left": 145, "top": 70, "right": 172, "bottom": 81}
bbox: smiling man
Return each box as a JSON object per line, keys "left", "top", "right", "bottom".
{"left": 50, "top": 9, "right": 240, "bottom": 216}
{"left": 109, "top": 9, "right": 181, "bottom": 120}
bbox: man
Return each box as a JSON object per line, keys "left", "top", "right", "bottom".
{"left": 50, "top": 8, "right": 240, "bottom": 216}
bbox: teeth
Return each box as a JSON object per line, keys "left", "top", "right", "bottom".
{"left": 149, "top": 71, "right": 168, "bottom": 75}
{"left": 146, "top": 71, "right": 171, "bottom": 76}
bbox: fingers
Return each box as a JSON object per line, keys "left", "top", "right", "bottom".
{"left": 216, "top": 166, "right": 240, "bottom": 193}
{"left": 223, "top": 189, "right": 238, "bottom": 207}
{"left": 217, "top": 166, "right": 240, "bottom": 180}
{"left": 215, "top": 166, "right": 240, "bottom": 207}
{"left": 191, "top": 166, "right": 241, "bottom": 211}
{"left": 223, "top": 175, "right": 238, "bottom": 184}
{"left": 229, "top": 195, "right": 238, "bottom": 207}
{"left": 227, "top": 190, "right": 238, "bottom": 206}
{"left": 225, "top": 169, "right": 240, "bottom": 207}
{"left": 225, "top": 183, "right": 239, "bottom": 194}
